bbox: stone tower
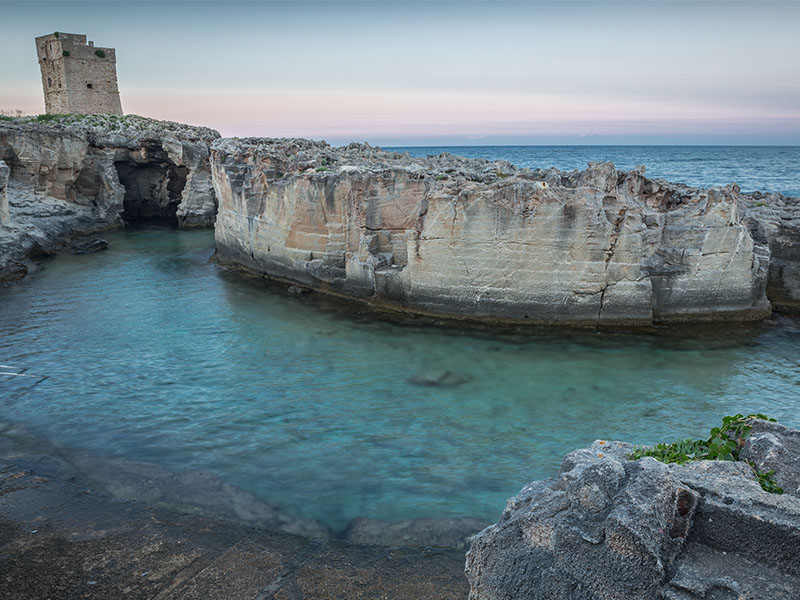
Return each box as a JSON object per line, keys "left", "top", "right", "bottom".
{"left": 36, "top": 32, "right": 123, "bottom": 115}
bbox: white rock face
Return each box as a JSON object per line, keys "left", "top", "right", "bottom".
{"left": 0, "top": 115, "right": 219, "bottom": 281}
{"left": 212, "top": 138, "right": 776, "bottom": 325}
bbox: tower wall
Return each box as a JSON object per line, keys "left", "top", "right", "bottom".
{"left": 36, "top": 32, "right": 123, "bottom": 115}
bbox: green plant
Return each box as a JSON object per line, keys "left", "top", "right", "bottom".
{"left": 315, "top": 166, "right": 330, "bottom": 172}
{"left": 496, "top": 171, "right": 511, "bottom": 178}
{"left": 33, "top": 113, "right": 71, "bottom": 123}
{"left": 434, "top": 175, "right": 447, "bottom": 181}
{"left": 629, "top": 414, "right": 783, "bottom": 494}
{"left": 755, "top": 202, "right": 766, "bottom": 207}
{"left": 62, "top": 50, "right": 70, "bottom": 57}
{"left": 53, "top": 31, "right": 59, "bottom": 38}
{"left": 95, "top": 49, "right": 106, "bottom": 58}
{"left": 0, "top": 115, "right": 13, "bottom": 122}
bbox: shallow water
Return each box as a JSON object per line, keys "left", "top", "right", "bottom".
{"left": 388, "top": 145, "right": 800, "bottom": 197}
{"left": 1, "top": 228, "right": 799, "bottom": 532}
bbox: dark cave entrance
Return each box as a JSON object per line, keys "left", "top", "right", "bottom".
{"left": 115, "top": 161, "right": 189, "bottom": 227}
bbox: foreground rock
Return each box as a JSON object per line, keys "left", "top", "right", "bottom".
{"left": 0, "top": 115, "right": 219, "bottom": 281}
{"left": 212, "top": 138, "right": 800, "bottom": 325}
{"left": 466, "top": 419, "right": 800, "bottom": 599}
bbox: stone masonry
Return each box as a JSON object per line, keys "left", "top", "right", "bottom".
{"left": 36, "top": 32, "right": 123, "bottom": 115}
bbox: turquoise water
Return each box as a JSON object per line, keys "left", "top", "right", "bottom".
{"left": 388, "top": 146, "right": 800, "bottom": 196}
{"left": 1, "top": 228, "right": 799, "bottom": 532}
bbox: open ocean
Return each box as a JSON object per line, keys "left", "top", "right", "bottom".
{"left": 386, "top": 146, "right": 800, "bottom": 197}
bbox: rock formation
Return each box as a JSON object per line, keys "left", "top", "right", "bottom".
{"left": 3, "top": 119, "right": 798, "bottom": 324}
{"left": 744, "top": 193, "right": 800, "bottom": 314}
{"left": 0, "top": 159, "right": 8, "bottom": 225}
{"left": 212, "top": 138, "right": 800, "bottom": 325}
{"left": 0, "top": 115, "right": 219, "bottom": 281}
{"left": 465, "top": 419, "right": 800, "bottom": 599}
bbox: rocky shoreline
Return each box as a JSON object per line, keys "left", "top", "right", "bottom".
{"left": 4, "top": 414, "right": 800, "bottom": 599}
{"left": 2, "top": 115, "right": 798, "bottom": 325}
{"left": 0, "top": 457, "right": 469, "bottom": 600}
{"left": 0, "top": 419, "right": 488, "bottom": 550}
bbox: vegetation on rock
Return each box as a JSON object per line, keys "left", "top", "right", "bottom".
{"left": 630, "top": 414, "right": 784, "bottom": 494}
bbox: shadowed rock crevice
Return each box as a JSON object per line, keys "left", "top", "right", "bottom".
{"left": 115, "top": 159, "right": 188, "bottom": 226}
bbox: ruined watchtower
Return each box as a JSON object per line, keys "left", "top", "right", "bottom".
{"left": 36, "top": 32, "right": 123, "bottom": 115}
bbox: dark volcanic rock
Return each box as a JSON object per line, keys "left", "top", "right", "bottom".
{"left": 466, "top": 420, "right": 800, "bottom": 600}
{"left": 740, "top": 418, "right": 800, "bottom": 497}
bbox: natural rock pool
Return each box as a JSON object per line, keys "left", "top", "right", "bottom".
{"left": 1, "top": 228, "right": 799, "bottom": 535}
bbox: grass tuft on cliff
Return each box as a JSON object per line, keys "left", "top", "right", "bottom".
{"left": 630, "top": 414, "right": 784, "bottom": 494}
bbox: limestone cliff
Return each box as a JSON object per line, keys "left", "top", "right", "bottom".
{"left": 0, "top": 115, "right": 219, "bottom": 280}
{"left": 211, "top": 138, "right": 798, "bottom": 325}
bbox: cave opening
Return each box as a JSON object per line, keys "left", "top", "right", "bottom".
{"left": 115, "top": 161, "right": 188, "bottom": 227}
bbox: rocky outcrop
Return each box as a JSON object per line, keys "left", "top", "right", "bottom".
{"left": 465, "top": 420, "right": 800, "bottom": 599}
{"left": 212, "top": 138, "right": 799, "bottom": 325}
{"left": 744, "top": 194, "right": 800, "bottom": 314}
{"left": 0, "top": 115, "right": 219, "bottom": 281}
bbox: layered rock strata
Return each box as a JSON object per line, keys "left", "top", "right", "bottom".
{"left": 466, "top": 419, "right": 800, "bottom": 599}
{"left": 744, "top": 193, "right": 800, "bottom": 314}
{"left": 0, "top": 115, "right": 218, "bottom": 281}
{"left": 212, "top": 138, "right": 799, "bottom": 325}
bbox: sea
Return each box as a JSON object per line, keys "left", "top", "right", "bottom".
{"left": 387, "top": 145, "right": 800, "bottom": 197}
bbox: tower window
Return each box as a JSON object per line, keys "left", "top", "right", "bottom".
{"left": 48, "top": 77, "right": 52, "bottom": 88}
{"left": 87, "top": 83, "right": 93, "bottom": 89}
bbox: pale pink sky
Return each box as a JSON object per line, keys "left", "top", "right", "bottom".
{"left": 3, "top": 1, "right": 799, "bottom": 144}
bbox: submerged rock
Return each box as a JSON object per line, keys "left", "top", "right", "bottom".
{"left": 212, "top": 138, "right": 800, "bottom": 325}
{"left": 409, "top": 370, "right": 473, "bottom": 387}
{"left": 465, "top": 420, "right": 800, "bottom": 599}
{"left": 71, "top": 238, "right": 108, "bottom": 254}
{"left": 0, "top": 420, "right": 330, "bottom": 539}
{"left": 344, "top": 516, "right": 490, "bottom": 549}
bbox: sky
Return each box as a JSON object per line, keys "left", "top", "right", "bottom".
{"left": 1, "top": 0, "right": 799, "bottom": 145}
